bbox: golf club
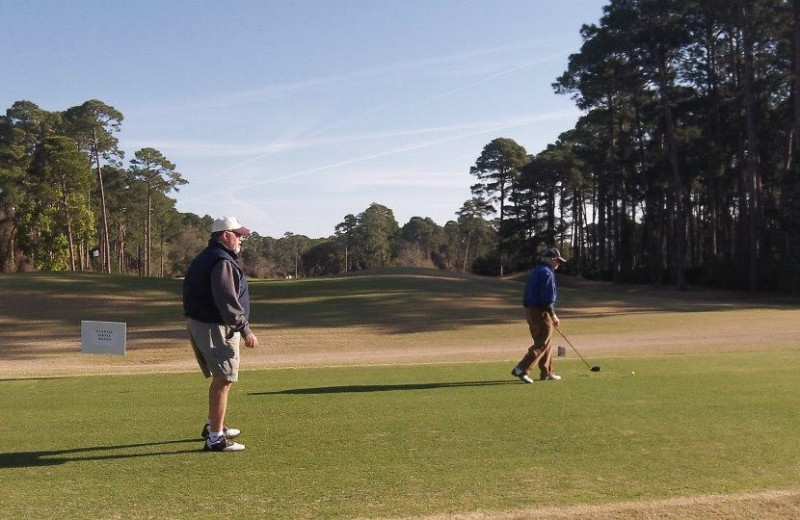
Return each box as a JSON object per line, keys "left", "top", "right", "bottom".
{"left": 555, "top": 326, "right": 601, "bottom": 372}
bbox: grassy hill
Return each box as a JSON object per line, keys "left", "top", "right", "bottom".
{"left": 1, "top": 268, "right": 798, "bottom": 377}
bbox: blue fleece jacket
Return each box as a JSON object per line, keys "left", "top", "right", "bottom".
{"left": 523, "top": 262, "right": 557, "bottom": 310}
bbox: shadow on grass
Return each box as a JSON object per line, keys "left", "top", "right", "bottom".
{"left": 4, "top": 271, "right": 798, "bottom": 352}
{"left": 0, "top": 377, "right": 65, "bottom": 382}
{"left": 0, "top": 438, "right": 200, "bottom": 468}
{"left": 251, "top": 379, "right": 518, "bottom": 396}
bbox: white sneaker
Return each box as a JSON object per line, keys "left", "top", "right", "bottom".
{"left": 203, "top": 435, "right": 245, "bottom": 452}
{"left": 511, "top": 367, "right": 535, "bottom": 384}
{"left": 202, "top": 423, "right": 241, "bottom": 439}
{"left": 543, "top": 374, "right": 562, "bottom": 381}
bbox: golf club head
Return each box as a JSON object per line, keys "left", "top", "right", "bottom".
{"left": 590, "top": 366, "right": 601, "bottom": 372}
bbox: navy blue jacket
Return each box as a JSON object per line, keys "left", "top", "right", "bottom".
{"left": 523, "top": 262, "right": 557, "bottom": 310}
{"left": 183, "top": 240, "right": 250, "bottom": 332}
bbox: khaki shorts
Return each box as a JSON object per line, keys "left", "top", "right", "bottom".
{"left": 187, "top": 318, "right": 240, "bottom": 382}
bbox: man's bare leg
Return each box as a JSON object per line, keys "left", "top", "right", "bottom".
{"left": 208, "top": 377, "right": 232, "bottom": 434}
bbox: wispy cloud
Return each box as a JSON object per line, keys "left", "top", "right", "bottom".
{"left": 124, "top": 107, "right": 578, "bottom": 163}
{"left": 129, "top": 38, "right": 570, "bottom": 118}
{"left": 142, "top": 38, "right": 582, "bottom": 210}
{"left": 328, "top": 167, "right": 467, "bottom": 192}
{"left": 207, "top": 39, "right": 568, "bottom": 108}
{"left": 119, "top": 139, "right": 296, "bottom": 158}
{"left": 402, "top": 51, "right": 571, "bottom": 109}
{"left": 211, "top": 109, "right": 580, "bottom": 196}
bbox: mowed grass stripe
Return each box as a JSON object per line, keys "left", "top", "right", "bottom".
{"left": 3, "top": 352, "right": 800, "bottom": 519}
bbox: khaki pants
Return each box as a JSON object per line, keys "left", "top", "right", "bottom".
{"left": 516, "top": 307, "right": 554, "bottom": 379}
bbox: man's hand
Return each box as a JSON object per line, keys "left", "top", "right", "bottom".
{"left": 243, "top": 332, "right": 258, "bottom": 349}
{"left": 552, "top": 313, "right": 560, "bottom": 326}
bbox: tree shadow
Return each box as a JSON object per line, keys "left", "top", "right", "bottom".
{"left": 248, "top": 273, "right": 525, "bottom": 334}
{"left": 251, "top": 379, "right": 518, "bottom": 396}
{"left": 0, "top": 438, "right": 200, "bottom": 468}
{"left": 4, "top": 270, "right": 798, "bottom": 356}
{"left": 0, "top": 377, "right": 64, "bottom": 382}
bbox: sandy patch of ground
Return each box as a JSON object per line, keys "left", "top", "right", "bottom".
{"left": 2, "top": 307, "right": 799, "bottom": 378}
{"left": 379, "top": 489, "right": 800, "bottom": 520}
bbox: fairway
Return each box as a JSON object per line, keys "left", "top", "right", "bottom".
{"left": 3, "top": 357, "right": 800, "bottom": 519}
{"left": 2, "top": 270, "right": 800, "bottom": 519}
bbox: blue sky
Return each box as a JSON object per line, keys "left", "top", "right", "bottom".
{"left": 2, "top": 0, "right": 606, "bottom": 239}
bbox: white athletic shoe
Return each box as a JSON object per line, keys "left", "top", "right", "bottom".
{"left": 511, "top": 367, "right": 535, "bottom": 384}
{"left": 543, "top": 374, "right": 562, "bottom": 381}
{"left": 202, "top": 423, "right": 241, "bottom": 439}
{"left": 203, "top": 435, "right": 245, "bottom": 452}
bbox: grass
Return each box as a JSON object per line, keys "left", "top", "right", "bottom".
{"left": 2, "top": 269, "right": 800, "bottom": 518}
{"left": 3, "top": 269, "right": 799, "bottom": 377}
{"left": 3, "top": 352, "right": 800, "bottom": 519}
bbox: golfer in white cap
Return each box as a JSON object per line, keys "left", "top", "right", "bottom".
{"left": 182, "top": 216, "right": 259, "bottom": 452}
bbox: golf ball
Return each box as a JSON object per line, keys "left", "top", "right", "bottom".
{"left": 631, "top": 371, "right": 636, "bottom": 375}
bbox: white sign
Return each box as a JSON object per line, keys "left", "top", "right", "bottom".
{"left": 81, "top": 321, "right": 126, "bottom": 356}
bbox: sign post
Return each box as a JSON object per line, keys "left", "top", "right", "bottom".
{"left": 81, "top": 321, "right": 126, "bottom": 356}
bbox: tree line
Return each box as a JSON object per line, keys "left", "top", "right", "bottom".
{"left": 2, "top": 0, "right": 800, "bottom": 294}
{"left": 0, "top": 99, "right": 497, "bottom": 278}
{"left": 0, "top": 100, "right": 190, "bottom": 276}
{"left": 474, "top": 0, "right": 800, "bottom": 293}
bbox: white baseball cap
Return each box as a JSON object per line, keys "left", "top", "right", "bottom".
{"left": 211, "top": 216, "right": 251, "bottom": 236}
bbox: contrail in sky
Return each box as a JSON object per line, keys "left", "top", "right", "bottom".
{"left": 177, "top": 107, "right": 580, "bottom": 205}
{"left": 303, "top": 49, "right": 572, "bottom": 140}
{"left": 227, "top": 110, "right": 578, "bottom": 194}
{"left": 203, "top": 48, "right": 573, "bottom": 181}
